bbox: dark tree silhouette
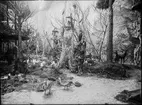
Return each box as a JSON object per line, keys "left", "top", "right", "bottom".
{"left": 96, "top": 0, "right": 115, "bottom": 62}
{"left": 96, "top": 0, "right": 115, "bottom": 9}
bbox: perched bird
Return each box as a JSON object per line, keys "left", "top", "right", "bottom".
{"left": 58, "top": 77, "right": 74, "bottom": 90}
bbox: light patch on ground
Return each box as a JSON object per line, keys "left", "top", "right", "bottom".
{"left": 1, "top": 72, "right": 140, "bottom": 104}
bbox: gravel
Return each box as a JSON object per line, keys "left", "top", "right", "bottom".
{"left": 1, "top": 72, "right": 140, "bottom": 104}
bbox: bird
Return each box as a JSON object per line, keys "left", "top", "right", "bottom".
{"left": 42, "top": 80, "right": 54, "bottom": 95}
{"left": 58, "top": 77, "right": 74, "bottom": 90}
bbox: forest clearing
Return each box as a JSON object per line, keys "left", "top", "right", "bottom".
{"left": 1, "top": 68, "right": 141, "bottom": 104}
{"left": 0, "top": 0, "right": 141, "bottom": 104}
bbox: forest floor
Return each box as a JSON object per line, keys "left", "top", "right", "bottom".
{"left": 1, "top": 68, "right": 141, "bottom": 104}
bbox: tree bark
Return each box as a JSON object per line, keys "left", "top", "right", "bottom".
{"left": 18, "top": 16, "right": 22, "bottom": 59}
{"left": 46, "top": 36, "right": 52, "bottom": 49}
{"left": 99, "top": 25, "right": 107, "bottom": 61}
{"left": 57, "top": 27, "right": 66, "bottom": 68}
{"left": 106, "top": 0, "right": 113, "bottom": 62}
{"left": 42, "top": 39, "right": 45, "bottom": 56}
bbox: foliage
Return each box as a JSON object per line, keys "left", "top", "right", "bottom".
{"left": 6, "top": 1, "right": 36, "bottom": 24}
{"left": 49, "top": 47, "right": 62, "bottom": 62}
{"left": 114, "top": 0, "right": 141, "bottom": 65}
{"left": 96, "top": 0, "right": 115, "bottom": 9}
{"left": 89, "top": 62, "right": 132, "bottom": 79}
{"left": 1, "top": 74, "right": 28, "bottom": 95}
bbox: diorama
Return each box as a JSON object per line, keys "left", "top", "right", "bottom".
{"left": 0, "top": 0, "right": 141, "bottom": 104}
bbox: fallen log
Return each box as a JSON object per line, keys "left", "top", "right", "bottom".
{"left": 115, "top": 89, "right": 141, "bottom": 104}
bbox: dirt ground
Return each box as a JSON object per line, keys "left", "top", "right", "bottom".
{"left": 1, "top": 69, "right": 141, "bottom": 104}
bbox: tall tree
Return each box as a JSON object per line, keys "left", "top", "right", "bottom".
{"left": 5, "top": 1, "right": 37, "bottom": 59}
{"left": 96, "top": 0, "right": 115, "bottom": 62}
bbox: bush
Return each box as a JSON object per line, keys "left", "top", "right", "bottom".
{"left": 89, "top": 62, "right": 132, "bottom": 79}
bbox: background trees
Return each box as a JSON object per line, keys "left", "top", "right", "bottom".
{"left": 1, "top": 0, "right": 140, "bottom": 66}
{"left": 1, "top": 1, "right": 38, "bottom": 59}
{"left": 113, "top": 0, "right": 141, "bottom": 65}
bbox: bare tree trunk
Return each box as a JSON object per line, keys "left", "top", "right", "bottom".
{"left": 18, "top": 17, "right": 22, "bottom": 59}
{"left": 57, "top": 27, "right": 66, "bottom": 68}
{"left": 127, "top": 26, "right": 135, "bottom": 64}
{"left": 68, "top": 29, "right": 75, "bottom": 69}
{"left": 99, "top": 25, "right": 107, "bottom": 61}
{"left": 44, "top": 31, "right": 52, "bottom": 49}
{"left": 106, "top": 0, "right": 113, "bottom": 62}
{"left": 46, "top": 37, "right": 52, "bottom": 49}
{"left": 6, "top": 3, "right": 9, "bottom": 27}
{"left": 42, "top": 40, "right": 45, "bottom": 56}
{"left": 86, "top": 30, "right": 98, "bottom": 55}
{"left": 14, "top": 14, "right": 18, "bottom": 59}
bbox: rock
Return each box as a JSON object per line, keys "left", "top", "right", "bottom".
{"left": 74, "top": 81, "right": 82, "bottom": 87}
{"left": 48, "top": 77, "right": 56, "bottom": 81}
{"left": 115, "top": 89, "right": 141, "bottom": 103}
